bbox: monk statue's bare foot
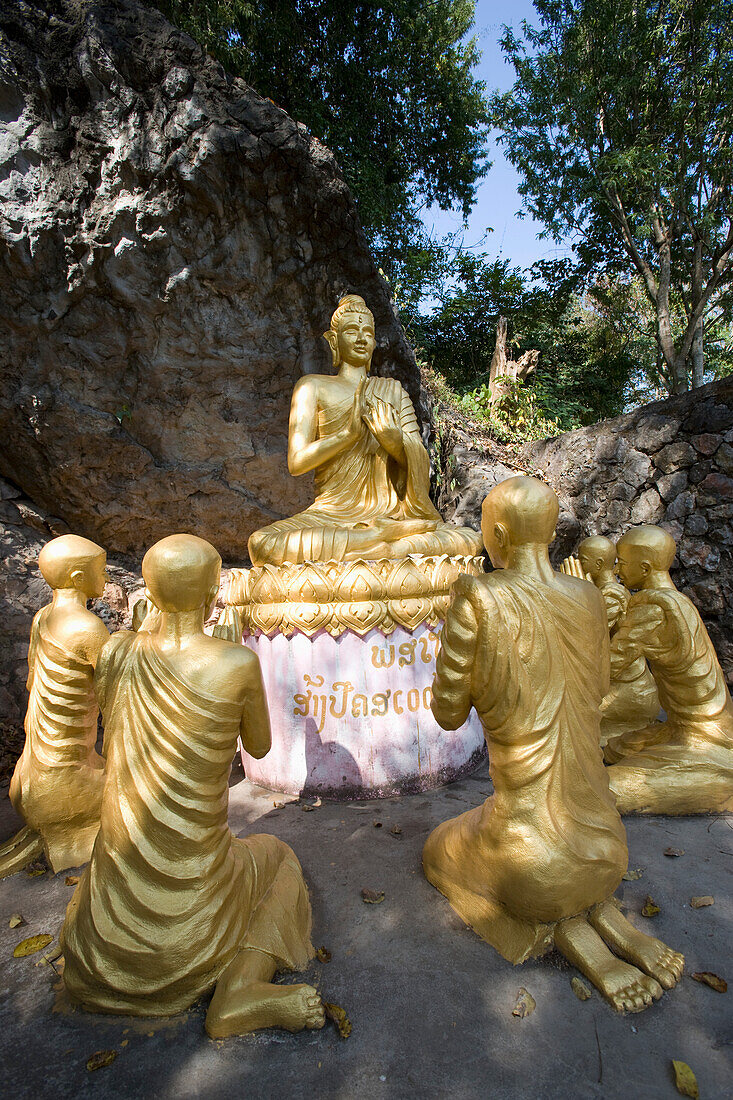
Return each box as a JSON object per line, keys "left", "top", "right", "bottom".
{"left": 589, "top": 900, "right": 684, "bottom": 989}
{"left": 206, "top": 979, "right": 325, "bottom": 1039}
{"left": 555, "top": 915, "right": 663, "bottom": 1013}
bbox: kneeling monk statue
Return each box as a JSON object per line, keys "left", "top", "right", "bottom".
{"left": 605, "top": 524, "right": 733, "bottom": 814}
{"left": 248, "top": 294, "right": 481, "bottom": 565}
{"left": 423, "top": 477, "right": 683, "bottom": 1012}
{"left": 61, "top": 534, "right": 324, "bottom": 1038}
{"left": 1, "top": 534, "right": 109, "bottom": 876}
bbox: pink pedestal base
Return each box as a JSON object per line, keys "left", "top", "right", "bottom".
{"left": 241, "top": 623, "right": 486, "bottom": 799}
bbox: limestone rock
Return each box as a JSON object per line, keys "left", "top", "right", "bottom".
{"left": 0, "top": 0, "right": 422, "bottom": 559}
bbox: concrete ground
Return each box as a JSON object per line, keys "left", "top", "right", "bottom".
{"left": 0, "top": 758, "right": 730, "bottom": 1100}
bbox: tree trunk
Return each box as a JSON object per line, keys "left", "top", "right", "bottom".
{"left": 691, "top": 315, "right": 705, "bottom": 388}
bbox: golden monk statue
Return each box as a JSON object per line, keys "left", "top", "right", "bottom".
{"left": 576, "top": 536, "right": 660, "bottom": 744}
{"left": 248, "top": 295, "right": 482, "bottom": 565}
{"left": 0, "top": 535, "right": 109, "bottom": 876}
{"left": 423, "top": 478, "right": 683, "bottom": 1012}
{"left": 60, "top": 534, "right": 324, "bottom": 1038}
{"left": 605, "top": 525, "right": 733, "bottom": 814}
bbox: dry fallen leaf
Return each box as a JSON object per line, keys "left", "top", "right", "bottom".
{"left": 300, "top": 802, "right": 317, "bottom": 812}
{"left": 8, "top": 914, "right": 24, "bottom": 929}
{"left": 65, "top": 875, "right": 80, "bottom": 886}
{"left": 664, "top": 847, "right": 685, "bottom": 857}
{"left": 315, "top": 946, "right": 332, "bottom": 963}
{"left": 13, "top": 934, "right": 54, "bottom": 958}
{"left": 691, "top": 971, "right": 727, "bottom": 993}
{"left": 86, "top": 1050, "right": 118, "bottom": 1072}
{"left": 571, "top": 977, "right": 592, "bottom": 1001}
{"left": 690, "top": 896, "right": 714, "bottom": 909}
{"left": 373, "top": 820, "right": 382, "bottom": 828}
{"left": 672, "top": 1060, "right": 699, "bottom": 1099}
{"left": 361, "top": 888, "right": 385, "bottom": 904}
{"left": 25, "top": 861, "right": 46, "bottom": 878}
{"left": 512, "top": 988, "right": 536, "bottom": 1018}
{"left": 641, "top": 895, "right": 661, "bottom": 917}
{"left": 389, "top": 824, "right": 402, "bottom": 838}
{"left": 324, "top": 1002, "right": 352, "bottom": 1039}
{"left": 622, "top": 867, "right": 643, "bottom": 881}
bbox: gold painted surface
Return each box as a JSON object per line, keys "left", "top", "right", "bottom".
{"left": 424, "top": 477, "right": 683, "bottom": 1012}
{"left": 60, "top": 534, "right": 323, "bottom": 1038}
{"left": 247, "top": 295, "right": 482, "bottom": 566}
{"left": 2, "top": 535, "right": 109, "bottom": 876}
{"left": 574, "top": 536, "right": 661, "bottom": 745}
{"left": 220, "top": 553, "right": 485, "bottom": 639}
{"left": 605, "top": 525, "right": 733, "bottom": 814}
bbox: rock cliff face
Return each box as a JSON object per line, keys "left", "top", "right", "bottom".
{"left": 0, "top": 0, "right": 422, "bottom": 559}
{"left": 440, "top": 377, "right": 733, "bottom": 685}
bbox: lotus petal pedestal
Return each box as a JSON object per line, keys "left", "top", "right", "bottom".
{"left": 216, "top": 555, "right": 487, "bottom": 799}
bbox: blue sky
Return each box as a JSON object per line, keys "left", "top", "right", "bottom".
{"left": 422, "top": 0, "right": 572, "bottom": 270}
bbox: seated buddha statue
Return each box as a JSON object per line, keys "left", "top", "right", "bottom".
{"left": 1, "top": 535, "right": 109, "bottom": 876}
{"left": 576, "top": 536, "right": 660, "bottom": 744}
{"left": 423, "top": 477, "right": 683, "bottom": 1012}
{"left": 60, "top": 534, "right": 323, "bottom": 1038}
{"left": 605, "top": 525, "right": 733, "bottom": 814}
{"left": 248, "top": 295, "right": 482, "bottom": 565}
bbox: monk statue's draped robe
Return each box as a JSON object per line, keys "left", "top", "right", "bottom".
{"left": 423, "top": 573, "right": 628, "bottom": 964}
{"left": 598, "top": 579, "right": 660, "bottom": 746}
{"left": 248, "top": 376, "right": 481, "bottom": 565}
{"left": 61, "top": 632, "right": 313, "bottom": 1015}
{"left": 10, "top": 608, "right": 104, "bottom": 871}
{"left": 605, "top": 589, "right": 733, "bottom": 814}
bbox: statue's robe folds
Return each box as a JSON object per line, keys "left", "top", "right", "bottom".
{"left": 605, "top": 589, "right": 733, "bottom": 814}
{"left": 249, "top": 376, "right": 481, "bottom": 565}
{"left": 10, "top": 610, "right": 104, "bottom": 868}
{"left": 598, "top": 580, "right": 660, "bottom": 745}
{"left": 61, "top": 633, "right": 313, "bottom": 1016}
{"left": 423, "top": 573, "right": 628, "bottom": 964}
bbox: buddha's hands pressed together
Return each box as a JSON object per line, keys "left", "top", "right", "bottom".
{"left": 362, "top": 397, "right": 406, "bottom": 463}
{"left": 343, "top": 377, "right": 368, "bottom": 446}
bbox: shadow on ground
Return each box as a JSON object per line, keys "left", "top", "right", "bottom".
{"left": 0, "top": 759, "right": 730, "bottom": 1099}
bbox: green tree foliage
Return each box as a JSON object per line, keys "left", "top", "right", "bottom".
{"left": 153, "top": 0, "right": 490, "bottom": 280}
{"left": 491, "top": 0, "right": 733, "bottom": 394}
{"left": 414, "top": 255, "right": 634, "bottom": 430}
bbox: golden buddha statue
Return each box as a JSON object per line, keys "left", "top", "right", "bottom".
{"left": 248, "top": 294, "right": 482, "bottom": 566}
{"left": 605, "top": 525, "right": 733, "bottom": 814}
{"left": 60, "top": 534, "right": 323, "bottom": 1038}
{"left": 423, "top": 477, "right": 683, "bottom": 1012}
{"left": 576, "top": 536, "right": 660, "bottom": 745}
{"left": 0, "top": 535, "right": 109, "bottom": 877}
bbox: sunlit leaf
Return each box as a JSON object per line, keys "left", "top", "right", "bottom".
{"left": 571, "top": 977, "right": 592, "bottom": 1001}
{"left": 672, "top": 1060, "right": 699, "bottom": 1098}
{"left": 8, "top": 914, "right": 24, "bottom": 929}
{"left": 690, "top": 896, "right": 714, "bottom": 909}
{"left": 13, "top": 934, "right": 53, "bottom": 957}
{"left": 641, "top": 895, "right": 660, "bottom": 917}
{"left": 86, "top": 1050, "right": 118, "bottom": 1072}
{"left": 324, "top": 1002, "right": 352, "bottom": 1039}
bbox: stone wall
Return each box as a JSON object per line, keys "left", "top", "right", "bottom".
{"left": 441, "top": 377, "right": 733, "bottom": 685}
{"left": 0, "top": 0, "right": 423, "bottom": 560}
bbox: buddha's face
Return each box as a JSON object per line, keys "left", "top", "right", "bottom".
{"left": 616, "top": 545, "right": 648, "bottom": 590}
{"left": 337, "top": 312, "right": 375, "bottom": 368}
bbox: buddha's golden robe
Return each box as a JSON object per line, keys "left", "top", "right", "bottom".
{"left": 10, "top": 609, "right": 104, "bottom": 868}
{"left": 598, "top": 579, "right": 660, "bottom": 745}
{"left": 605, "top": 589, "right": 733, "bottom": 814}
{"left": 249, "top": 376, "right": 482, "bottom": 565}
{"left": 423, "top": 573, "right": 628, "bottom": 964}
{"left": 61, "top": 632, "right": 313, "bottom": 1015}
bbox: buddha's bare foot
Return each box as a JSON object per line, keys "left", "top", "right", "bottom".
{"left": 206, "top": 980, "right": 324, "bottom": 1038}
{"left": 555, "top": 916, "right": 663, "bottom": 1013}
{"left": 589, "top": 901, "right": 684, "bottom": 989}
{"left": 379, "top": 518, "right": 439, "bottom": 541}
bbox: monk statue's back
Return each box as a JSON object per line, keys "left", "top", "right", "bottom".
{"left": 61, "top": 534, "right": 324, "bottom": 1039}
{"left": 424, "top": 477, "right": 683, "bottom": 1012}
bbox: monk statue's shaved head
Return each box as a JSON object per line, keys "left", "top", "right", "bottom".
{"left": 482, "top": 475, "right": 558, "bottom": 548}
{"left": 578, "top": 536, "right": 616, "bottom": 572}
{"left": 143, "top": 534, "right": 221, "bottom": 613}
{"left": 38, "top": 534, "right": 106, "bottom": 591}
{"left": 617, "top": 525, "right": 676, "bottom": 571}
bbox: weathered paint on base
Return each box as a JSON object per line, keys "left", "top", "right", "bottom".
{"left": 241, "top": 623, "right": 486, "bottom": 799}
